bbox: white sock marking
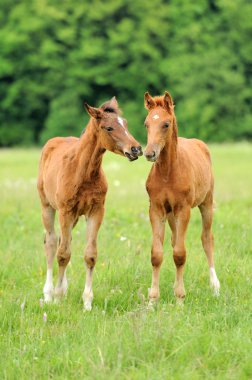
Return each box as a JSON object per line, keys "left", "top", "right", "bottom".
{"left": 209, "top": 267, "right": 220, "bottom": 296}
{"left": 43, "top": 268, "right": 54, "bottom": 302}
{"left": 83, "top": 268, "right": 94, "bottom": 311}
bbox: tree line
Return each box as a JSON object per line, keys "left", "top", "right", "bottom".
{"left": 0, "top": 0, "right": 251, "bottom": 146}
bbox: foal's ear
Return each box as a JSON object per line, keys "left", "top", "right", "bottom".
{"left": 84, "top": 103, "right": 103, "bottom": 119}
{"left": 163, "top": 91, "right": 174, "bottom": 111}
{"left": 144, "top": 92, "right": 155, "bottom": 110}
{"left": 109, "top": 96, "right": 119, "bottom": 110}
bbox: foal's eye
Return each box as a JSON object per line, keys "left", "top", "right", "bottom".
{"left": 163, "top": 122, "right": 170, "bottom": 129}
{"left": 106, "top": 127, "right": 114, "bottom": 132}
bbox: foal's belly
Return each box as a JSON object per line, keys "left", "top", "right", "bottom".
{"left": 192, "top": 190, "right": 208, "bottom": 208}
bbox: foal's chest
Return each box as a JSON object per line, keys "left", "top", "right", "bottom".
{"left": 60, "top": 177, "right": 108, "bottom": 217}
{"left": 147, "top": 178, "right": 174, "bottom": 208}
{"left": 76, "top": 183, "right": 107, "bottom": 215}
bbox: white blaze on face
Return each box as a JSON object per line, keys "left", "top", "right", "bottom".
{"left": 118, "top": 117, "right": 124, "bottom": 126}
{"left": 153, "top": 114, "right": 160, "bottom": 120}
{"left": 117, "top": 116, "right": 129, "bottom": 136}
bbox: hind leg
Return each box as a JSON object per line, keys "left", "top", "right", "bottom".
{"left": 42, "top": 205, "right": 57, "bottom": 302}
{"left": 54, "top": 211, "right": 74, "bottom": 301}
{"left": 83, "top": 206, "right": 104, "bottom": 311}
{"left": 199, "top": 195, "right": 220, "bottom": 296}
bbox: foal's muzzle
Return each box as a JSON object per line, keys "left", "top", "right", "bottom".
{"left": 144, "top": 150, "right": 157, "bottom": 162}
{"left": 124, "top": 145, "right": 143, "bottom": 161}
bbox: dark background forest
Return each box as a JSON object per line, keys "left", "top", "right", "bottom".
{"left": 0, "top": 0, "right": 251, "bottom": 146}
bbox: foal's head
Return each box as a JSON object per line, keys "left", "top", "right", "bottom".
{"left": 84, "top": 97, "right": 142, "bottom": 161}
{"left": 144, "top": 91, "right": 177, "bottom": 162}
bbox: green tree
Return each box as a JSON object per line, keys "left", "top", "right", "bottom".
{"left": 0, "top": 0, "right": 251, "bottom": 146}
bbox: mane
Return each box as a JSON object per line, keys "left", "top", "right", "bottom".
{"left": 80, "top": 127, "right": 86, "bottom": 137}
{"left": 172, "top": 116, "right": 178, "bottom": 148}
{"left": 152, "top": 96, "right": 175, "bottom": 117}
{"left": 153, "top": 96, "right": 166, "bottom": 108}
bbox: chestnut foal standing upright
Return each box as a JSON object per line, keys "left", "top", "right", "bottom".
{"left": 144, "top": 91, "right": 220, "bottom": 303}
{"left": 37, "top": 97, "right": 142, "bottom": 310}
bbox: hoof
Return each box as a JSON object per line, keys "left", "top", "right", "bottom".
{"left": 173, "top": 283, "right": 186, "bottom": 299}
{"left": 82, "top": 289, "right": 93, "bottom": 312}
{"left": 84, "top": 301, "right": 92, "bottom": 311}
{"left": 210, "top": 279, "right": 220, "bottom": 297}
{"left": 148, "top": 287, "right": 160, "bottom": 300}
{"left": 54, "top": 280, "right": 68, "bottom": 299}
{"left": 44, "top": 293, "right": 53, "bottom": 303}
{"left": 43, "top": 286, "right": 54, "bottom": 303}
{"left": 148, "top": 288, "right": 159, "bottom": 311}
{"left": 54, "top": 286, "right": 67, "bottom": 303}
{"left": 210, "top": 268, "right": 220, "bottom": 297}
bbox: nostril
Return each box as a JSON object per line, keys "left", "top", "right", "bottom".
{"left": 145, "top": 151, "right": 155, "bottom": 159}
{"left": 131, "top": 146, "right": 138, "bottom": 154}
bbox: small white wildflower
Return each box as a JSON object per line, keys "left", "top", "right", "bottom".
{"left": 120, "top": 236, "right": 127, "bottom": 241}
{"left": 43, "top": 312, "right": 47, "bottom": 322}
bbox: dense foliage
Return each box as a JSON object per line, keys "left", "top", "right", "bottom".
{"left": 0, "top": 0, "right": 251, "bottom": 146}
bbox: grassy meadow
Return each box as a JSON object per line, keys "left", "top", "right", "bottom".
{"left": 0, "top": 144, "right": 252, "bottom": 379}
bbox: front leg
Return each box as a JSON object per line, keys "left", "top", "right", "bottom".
{"left": 172, "top": 206, "right": 191, "bottom": 300}
{"left": 149, "top": 204, "right": 166, "bottom": 303}
{"left": 83, "top": 206, "right": 104, "bottom": 311}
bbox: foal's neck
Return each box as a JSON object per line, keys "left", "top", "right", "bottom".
{"left": 156, "top": 118, "right": 178, "bottom": 177}
{"left": 76, "top": 119, "right": 105, "bottom": 180}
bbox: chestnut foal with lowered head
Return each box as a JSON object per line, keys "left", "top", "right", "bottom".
{"left": 144, "top": 91, "right": 220, "bottom": 302}
{"left": 37, "top": 97, "right": 142, "bottom": 310}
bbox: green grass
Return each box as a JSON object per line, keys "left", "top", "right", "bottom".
{"left": 0, "top": 144, "right": 252, "bottom": 380}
